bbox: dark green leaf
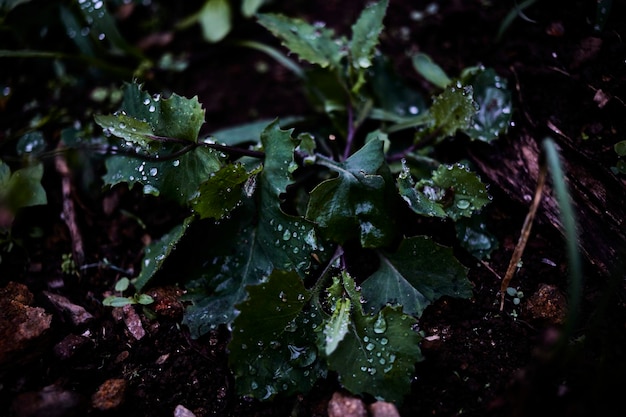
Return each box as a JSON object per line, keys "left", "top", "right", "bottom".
{"left": 323, "top": 298, "right": 351, "bottom": 355}
{"left": 350, "top": 0, "right": 388, "bottom": 69}
{"left": 429, "top": 83, "right": 477, "bottom": 139}
{"left": 133, "top": 217, "right": 194, "bottom": 291}
{"left": 16, "top": 131, "right": 46, "bottom": 156}
{"left": 460, "top": 67, "right": 512, "bottom": 142}
{"left": 397, "top": 163, "right": 447, "bottom": 218}
{"left": 428, "top": 163, "right": 490, "bottom": 220}
{"left": 306, "top": 138, "right": 394, "bottom": 248}
{"left": 614, "top": 140, "right": 626, "bottom": 156}
{"left": 361, "top": 236, "right": 471, "bottom": 317}
{"left": 198, "top": 0, "right": 232, "bottom": 43}
{"left": 228, "top": 270, "right": 326, "bottom": 400}
{"left": 455, "top": 216, "right": 499, "bottom": 260}
{"left": 191, "top": 163, "right": 257, "bottom": 220}
{"left": 371, "top": 56, "right": 427, "bottom": 119}
{"left": 325, "top": 272, "right": 423, "bottom": 404}
{"left": 257, "top": 13, "right": 345, "bottom": 68}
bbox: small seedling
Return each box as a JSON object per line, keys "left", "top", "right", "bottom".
{"left": 103, "top": 277, "right": 154, "bottom": 307}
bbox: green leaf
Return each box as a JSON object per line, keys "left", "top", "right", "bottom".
{"left": 460, "top": 67, "right": 512, "bottom": 142}
{"left": 306, "top": 138, "right": 394, "bottom": 248}
{"left": 103, "top": 296, "right": 135, "bottom": 307}
{"left": 191, "top": 163, "right": 258, "bottom": 220}
{"left": 199, "top": 0, "right": 232, "bottom": 43}
{"left": 361, "top": 236, "right": 472, "bottom": 317}
{"left": 228, "top": 270, "right": 326, "bottom": 400}
{"left": 102, "top": 146, "right": 221, "bottom": 204}
{"left": 371, "top": 56, "right": 427, "bottom": 119}
{"left": 397, "top": 163, "right": 447, "bottom": 218}
{"left": 98, "top": 83, "right": 221, "bottom": 204}
{"left": 325, "top": 272, "right": 423, "bottom": 404}
{"left": 210, "top": 117, "right": 301, "bottom": 147}
{"left": 133, "top": 217, "right": 194, "bottom": 291}
{"left": 115, "top": 277, "right": 130, "bottom": 292}
{"left": 350, "top": 0, "right": 388, "bottom": 69}
{"left": 412, "top": 52, "right": 452, "bottom": 89}
{"left": 428, "top": 163, "right": 491, "bottom": 221}
{"left": 323, "top": 298, "right": 351, "bottom": 356}
{"left": 182, "top": 122, "right": 324, "bottom": 336}
{"left": 615, "top": 140, "right": 626, "bottom": 156}
{"left": 429, "top": 83, "right": 477, "bottom": 139}
{"left": 242, "top": 0, "right": 265, "bottom": 17}
{"left": 0, "top": 161, "right": 47, "bottom": 213}
{"left": 257, "top": 13, "right": 345, "bottom": 69}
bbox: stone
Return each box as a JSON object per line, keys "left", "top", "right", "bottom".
{"left": 42, "top": 291, "right": 94, "bottom": 327}
{"left": 92, "top": 378, "right": 127, "bottom": 411}
{"left": 328, "top": 392, "right": 367, "bottom": 417}
{"left": 0, "top": 282, "right": 52, "bottom": 368}
{"left": 525, "top": 283, "right": 567, "bottom": 325}
{"left": 53, "top": 334, "right": 92, "bottom": 360}
{"left": 370, "top": 401, "right": 401, "bottom": 417}
{"left": 174, "top": 404, "right": 196, "bottom": 417}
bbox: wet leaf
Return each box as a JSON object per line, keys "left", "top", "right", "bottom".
{"left": 182, "top": 122, "right": 322, "bottom": 336}
{"left": 257, "top": 13, "right": 345, "bottom": 69}
{"left": 191, "top": 163, "right": 258, "bottom": 220}
{"left": 133, "top": 216, "right": 194, "bottom": 291}
{"left": 371, "top": 56, "right": 427, "bottom": 119}
{"left": 397, "top": 163, "right": 447, "bottom": 218}
{"left": 306, "top": 138, "right": 395, "bottom": 248}
{"left": 325, "top": 272, "right": 423, "bottom": 404}
{"left": 350, "top": 0, "right": 388, "bottom": 69}
{"left": 460, "top": 67, "right": 512, "bottom": 142}
{"left": 429, "top": 83, "right": 477, "bottom": 139}
{"left": 361, "top": 236, "right": 471, "bottom": 317}
{"left": 0, "top": 160, "right": 47, "bottom": 213}
{"left": 323, "top": 298, "right": 351, "bottom": 356}
{"left": 228, "top": 270, "right": 326, "bottom": 400}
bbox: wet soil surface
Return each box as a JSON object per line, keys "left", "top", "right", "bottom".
{"left": 1, "top": 1, "right": 626, "bottom": 416}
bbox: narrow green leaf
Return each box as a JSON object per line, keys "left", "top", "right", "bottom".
{"left": 412, "top": 53, "right": 452, "bottom": 89}
{"left": 350, "top": 0, "right": 388, "bottom": 69}
{"left": 361, "top": 236, "right": 472, "bottom": 317}
{"left": 323, "top": 298, "right": 351, "bottom": 356}
{"left": 326, "top": 272, "right": 423, "bottom": 404}
{"left": 133, "top": 217, "right": 194, "bottom": 291}
{"left": 228, "top": 270, "right": 326, "bottom": 400}
{"left": 257, "top": 13, "right": 345, "bottom": 68}
{"left": 103, "top": 296, "right": 135, "bottom": 307}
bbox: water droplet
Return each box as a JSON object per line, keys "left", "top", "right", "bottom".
{"left": 288, "top": 345, "right": 317, "bottom": 367}
{"left": 143, "top": 98, "right": 151, "bottom": 105}
{"left": 98, "top": 33, "right": 105, "bottom": 41}
{"left": 284, "top": 321, "right": 297, "bottom": 332}
{"left": 373, "top": 314, "right": 387, "bottom": 334}
{"left": 278, "top": 291, "right": 287, "bottom": 302}
{"left": 297, "top": 294, "right": 305, "bottom": 301}
{"left": 456, "top": 199, "right": 471, "bottom": 209}
{"left": 241, "top": 344, "right": 247, "bottom": 350}
{"left": 380, "top": 338, "right": 388, "bottom": 345}
{"left": 172, "top": 159, "right": 180, "bottom": 167}
{"left": 276, "top": 224, "right": 283, "bottom": 232}
{"left": 251, "top": 381, "right": 258, "bottom": 390}
{"left": 282, "top": 230, "right": 291, "bottom": 241}
{"left": 366, "top": 343, "right": 375, "bottom": 351}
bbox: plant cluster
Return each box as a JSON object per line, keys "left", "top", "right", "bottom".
{"left": 88, "top": 0, "right": 512, "bottom": 403}
{"left": 0, "top": 0, "right": 513, "bottom": 404}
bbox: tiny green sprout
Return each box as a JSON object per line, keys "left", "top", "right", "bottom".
{"left": 103, "top": 277, "right": 154, "bottom": 307}
{"left": 61, "top": 253, "right": 78, "bottom": 276}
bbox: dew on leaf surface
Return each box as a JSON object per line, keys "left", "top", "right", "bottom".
{"left": 373, "top": 314, "right": 387, "bottom": 334}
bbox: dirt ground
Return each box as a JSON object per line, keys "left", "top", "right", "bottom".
{"left": 1, "top": 1, "right": 625, "bottom": 416}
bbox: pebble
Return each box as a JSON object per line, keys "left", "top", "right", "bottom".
{"left": 42, "top": 291, "right": 94, "bottom": 327}
{"left": 11, "top": 384, "right": 86, "bottom": 417}
{"left": 370, "top": 401, "right": 401, "bottom": 417}
{"left": 53, "top": 334, "right": 92, "bottom": 360}
{"left": 328, "top": 392, "right": 367, "bottom": 417}
{"left": 525, "top": 283, "right": 567, "bottom": 324}
{"left": 92, "top": 378, "right": 127, "bottom": 411}
{"left": 174, "top": 404, "right": 196, "bottom": 417}
{"left": 0, "top": 282, "right": 52, "bottom": 367}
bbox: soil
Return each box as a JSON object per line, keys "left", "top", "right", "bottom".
{"left": 1, "top": 1, "right": 626, "bottom": 416}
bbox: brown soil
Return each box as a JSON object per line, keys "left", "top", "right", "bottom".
{"left": 1, "top": 1, "right": 625, "bottom": 416}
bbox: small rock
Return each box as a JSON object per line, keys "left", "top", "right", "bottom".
{"left": 328, "top": 392, "right": 367, "bottom": 417}
{"left": 92, "top": 378, "right": 127, "bottom": 411}
{"left": 122, "top": 304, "right": 146, "bottom": 340}
{"left": 11, "top": 384, "right": 86, "bottom": 417}
{"left": 0, "top": 282, "right": 52, "bottom": 368}
{"left": 369, "top": 401, "right": 401, "bottom": 417}
{"left": 42, "top": 291, "right": 94, "bottom": 327}
{"left": 525, "top": 283, "right": 567, "bottom": 324}
{"left": 146, "top": 286, "right": 185, "bottom": 320}
{"left": 53, "top": 334, "right": 92, "bottom": 360}
{"left": 174, "top": 404, "right": 196, "bottom": 417}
